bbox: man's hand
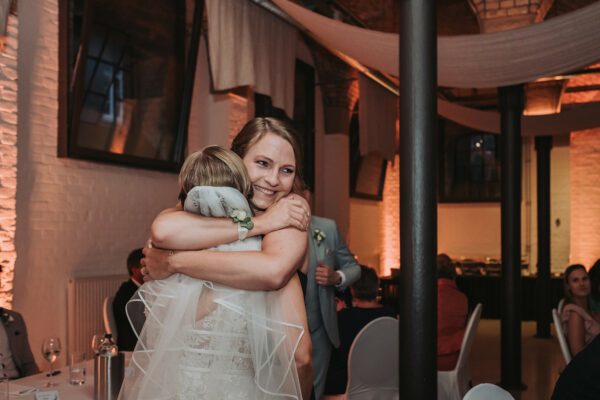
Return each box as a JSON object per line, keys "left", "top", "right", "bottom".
{"left": 260, "top": 194, "right": 311, "bottom": 233}
{"left": 315, "top": 261, "right": 341, "bottom": 286}
{"left": 141, "top": 239, "right": 176, "bottom": 281}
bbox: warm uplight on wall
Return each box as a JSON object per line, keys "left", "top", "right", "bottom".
{"left": 523, "top": 79, "right": 567, "bottom": 116}
{"left": 570, "top": 128, "right": 600, "bottom": 268}
{"left": 0, "top": 14, "right": 18, "bottom": 309}
{"left": 380, "top": 155, "right": 400, "bottom": 277}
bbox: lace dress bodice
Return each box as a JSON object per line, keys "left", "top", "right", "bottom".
{"left": 177, "top": 300, "right": 257, "bottom": 399}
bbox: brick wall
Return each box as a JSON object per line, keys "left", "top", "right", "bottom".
{"left": 380, "top": 155, "right": 399, "bottom": 275}
{"left": 0, "top": 14, "right": 17, "bottom": 306}
{"left": 468, "top": 0, "right": 553, "bottom": 32}
{"left": 570, "top": 128, "right": 600, "bottom": 267}
{"left": 348, "top": 197, "right": 382, "bottom": 272}
{"left": 15, "top": 0, "right": 178, "bottom": 368}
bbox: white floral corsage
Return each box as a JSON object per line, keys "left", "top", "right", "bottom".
{"left": 0, "top": 310, "right": 14, "bottom": 324}
{"left": 231, "top": 209, "right": 254, "bottom": 230}
{"left": 313, "top": 228, "right": 326, "bottom": 246}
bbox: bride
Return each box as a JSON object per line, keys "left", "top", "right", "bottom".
{"left": 135, "top": 118, "right": 314, "bottom": 399}
{"left": 120, "top": 145, "right": 306, "bottom": 399}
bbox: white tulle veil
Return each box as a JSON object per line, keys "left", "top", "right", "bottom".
{"left": 119, "top": 186, "right": 304, "bottom": 399}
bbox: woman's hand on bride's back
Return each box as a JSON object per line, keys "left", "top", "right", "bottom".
{"left": 142, "top": 240, "right": 176, "bottom": 281}
{"left": 259, "top": 194, "right": 310, "bottom": 233}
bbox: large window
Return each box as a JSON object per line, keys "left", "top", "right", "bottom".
{"left": 439, "top": 118, "right": 501, "bottom": 202}
{"left": 59, "top": 0, "right": 195, "bottom": 171}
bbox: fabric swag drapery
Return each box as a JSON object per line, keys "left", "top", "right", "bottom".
{"left": 207, "top": 0, "right": 297, "bottom": 117}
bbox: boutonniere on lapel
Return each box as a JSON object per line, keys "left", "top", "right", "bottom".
{"left": 0, "top": 309, "right": 14, "bottom": 324}
{"left": 313, "top": 228, "right": 326, "bottom": 246}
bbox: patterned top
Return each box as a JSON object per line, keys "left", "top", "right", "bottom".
{"left": 561, "top": 303, "right": 600, "bottom": 346}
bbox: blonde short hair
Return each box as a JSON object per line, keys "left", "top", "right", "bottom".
{"left": 178, "top": 146, "right": 253, "bottom": 203}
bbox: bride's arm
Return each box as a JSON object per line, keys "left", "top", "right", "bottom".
{"left": 278, "top": 274, "right": 313, "bottom": 400}
{"left": 144, "top": 225, "right": 308, "bottom": 291}
{"left": 151, "top": 195, "right": 310, "bottom": 250}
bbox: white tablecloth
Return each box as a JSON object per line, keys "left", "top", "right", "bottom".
{"left": 9, "top": 360, "right": 94, "bottom": 399}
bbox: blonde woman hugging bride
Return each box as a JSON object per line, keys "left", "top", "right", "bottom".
{"left": 123, "top": 118, "right": 314, "bottom": 399}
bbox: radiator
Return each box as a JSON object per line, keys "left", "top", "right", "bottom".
{"left": 67, "top": 275, "right": 127, "bottom": 358}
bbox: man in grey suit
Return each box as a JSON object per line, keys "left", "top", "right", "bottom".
{"left": 0, "top": 308, "right": 39, "bottom": 378}
{"left": 305, "top": 215, "right": 361, "bottom": 399}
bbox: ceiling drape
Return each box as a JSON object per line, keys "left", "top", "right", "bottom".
{"left": 206, "top": 0, "right": 296, "bottom": 117}
{"left": 273, "top": 0, "right": 600, "bottom": 89}
{"left": 439, "top": 100, "right": 600, "bottom": 136}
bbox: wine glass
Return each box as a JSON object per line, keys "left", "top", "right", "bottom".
{"left": 41, "top": 337, "right": 61, "bottom": 387}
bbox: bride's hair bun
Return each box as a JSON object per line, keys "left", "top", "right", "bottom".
{"left": 178, "top": 146, "right": 252, "bottom": 203}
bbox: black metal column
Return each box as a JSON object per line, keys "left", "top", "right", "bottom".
{"left": 535, "top": 136, "right": 553, "bottom": 338}
{"left": 498, "top": 85, "right": 526, "bottom": 391}
{"left": 399, "top": 0, "right": 437, "bottom": 399}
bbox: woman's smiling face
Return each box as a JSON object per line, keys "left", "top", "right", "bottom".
{"left": 567, "top": 268, "right": 591, "bottom": 298}
{"left": 242, "top": 132, "right": 296, "bottom": 211}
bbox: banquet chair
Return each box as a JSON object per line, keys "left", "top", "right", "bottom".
{"left": 344, "top": 316, "right": 399, "bottom": 400}
{"left": 462, "top": 383, "right": 514, "bottom": 400}
{"left": 552, "top": 307, "right": 572, "bottom": 365}
{"left": 557, "top": 298, "right": 565, "bottom": 314}
{"left": 102, "top": 295, "right": 118, "bottom": 340}
{"left": 437, "top": 303, "right": 482, "bottom": 400}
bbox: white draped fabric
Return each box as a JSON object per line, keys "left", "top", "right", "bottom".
{"left": 206, "top": 0, "right": 296, "bottom": 117}
{"left": 272, "top": 0, "right": 600, "bottom": 89}
{"left": 359, "top": 74, "right": 397, "bottom": 160}
{"left": 439, "top": 100, "right": 600, "bottom": 136}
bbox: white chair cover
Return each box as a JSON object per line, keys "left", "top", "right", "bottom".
{"left": 557, "top": 298, "right": 565, "bottom": 314}
{"left": 102, "top": 295, "right": 117, "bottom": 340}
{"left": 437, "top": 303, "right": 483, "bottom": 400}
{"left": 345, "top": 316, "right": 399, "bottom": 400}
{"left": 463, "top": 383, "right": 514, "bottom": 400}
{"left": 552, "top": 307, "right": 572, "bottom": 365}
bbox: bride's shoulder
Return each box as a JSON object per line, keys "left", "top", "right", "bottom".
{"left": 184, "top": 186, "right": 250, "bottom": 217}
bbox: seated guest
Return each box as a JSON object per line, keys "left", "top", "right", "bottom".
{"left": 587, "top": 259, "right": 600, "bottom": 314}
{"left": 0, "top": 307, "right": 39, "bottom": 378}
{"left": 561, "top": 264, "right": 600, "bottom": 357}
{"left": 323, "top": 266, "right": 396, "bottom": 397}
{"left": 437, "top": 253, "right": 468, "bottom": 371}
{"left": 113, "top": 248, "right": 144, "bottom": 351}
{"left": 552, "top": 333, "right": 600, "bottom": 400}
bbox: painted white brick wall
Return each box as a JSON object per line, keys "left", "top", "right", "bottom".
{"left": 15, "top": 0, "right": 178, "bottom": 368}
{"left": 348, "top": 197, "right": 383, "bottom": 273}
{"left": 0, "top": 14, "right": 18, "bottom": 306}
{"left": 570, "top": 128, "right": 600, "bottom": 268}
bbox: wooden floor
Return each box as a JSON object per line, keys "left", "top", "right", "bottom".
{"left": 470, "top": 319, "right": 564, "bottom": 400}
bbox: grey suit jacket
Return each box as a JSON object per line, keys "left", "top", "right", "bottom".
{"left": 1, "top": 308, "right": 39, "bottom": 377}
{"left": 305, "top": 216, "right": 361, "bottom": 348}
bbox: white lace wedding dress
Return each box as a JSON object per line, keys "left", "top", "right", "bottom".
{"left": 118, "top": 186, "right": 304, "bottom": 400}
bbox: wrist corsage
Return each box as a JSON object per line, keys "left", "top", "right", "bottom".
{"left": 231, "top": 209, "right": 254, "bottom": 241}
{"left": 313, "top": 228, "right": 326, "bottom": 246}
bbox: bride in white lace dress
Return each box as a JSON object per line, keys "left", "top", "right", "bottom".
{"left": 119, "top": 146, "right": 305, "bottom": 399}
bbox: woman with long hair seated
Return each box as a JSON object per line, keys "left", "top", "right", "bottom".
{"left": 561, "top": 264, "right": 600, "bottom": 357}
